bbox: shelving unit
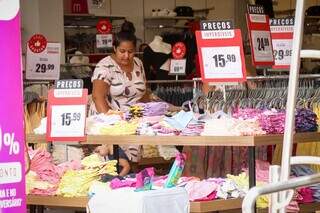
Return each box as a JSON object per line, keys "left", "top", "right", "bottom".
{"left": 26, "top": 195, "right": 320, "bottom": 212}
{"left": 64, "top": 13, "right": 126, "bottom": 27}
{"left": 144, "top": 16, "right": 196, "bottom": 21}
{"left": 26, "top": 132, "right": 320, "bottom": 212}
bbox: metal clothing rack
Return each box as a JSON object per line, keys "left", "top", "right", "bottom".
{"left": 243, "top": 1, "right": 320, "bottom": 212}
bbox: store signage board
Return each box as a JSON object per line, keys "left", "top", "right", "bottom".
{"left": 169, "top": 59, "right": 186, "bottom": 75}
{"left": 195, "top": 20, "right": 246, "bottom": 83}
{"left": 270, "top": 17, "right": 294, "bottom": 69}
{"left": 0, "top": 1, "right": 26, "bottom": 213}
{"left": 46, "top": 79, "right": 88, "bottom": 142}
{"left": 26, "top": 38, "right": 61, "bottom": 80}
{"left": 246, "top": 4, "right": 274, "bottom": 67}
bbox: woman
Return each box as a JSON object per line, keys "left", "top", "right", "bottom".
{"left": 90, "top": 30, "right": 146, "bottom": 114}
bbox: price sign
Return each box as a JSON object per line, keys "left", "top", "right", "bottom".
{"left": 196, "top": 20, "right": 246, "bottom": 83}
{"left": 26, "top": 42, "right": 61, "bottom": 80}
{"left": 246, "top": 4, "right": 274, "bottom": 66}
{"left": 96, "top": 34, "right": 113, "bottom": 49}
{"left": 46, "top": 79, "right": 88, "bottom": 142}
{"left": 169, "top": 59, "right": 186, "bottom": 75}
{"left": 270, "top": 17, "right": 294, "bottom": 69}
{"left": 172, "top": 42, "right": 186, "bottom": 59}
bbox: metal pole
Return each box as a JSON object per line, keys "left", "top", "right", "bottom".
{"left": 279, "top": 1, "right": 305, "bottom": 212}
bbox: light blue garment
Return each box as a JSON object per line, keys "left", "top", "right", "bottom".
{"left": 164, "top": 111, "right": 194, "bottom": 130}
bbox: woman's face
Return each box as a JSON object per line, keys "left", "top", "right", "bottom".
{"left": 114, "top": 41, "right": 135, "bottom": 66}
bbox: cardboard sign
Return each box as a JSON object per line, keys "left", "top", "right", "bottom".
{"left": 46, "top": 80, "right": 88, "bottom": 142}
{"left": 96, "top": 34, "right": 113, "bottom": 49}
{"left": 270, "top": 17, "right": 294, "bottom": 69}
{"left": 196, "top": 20, "right": 246, "bottom": 83}
{"left": 0, "top": 1, "right": 26, "bottom": 212}
{"left": 246, "top": 4, "right": 274, "bottom": 66}
{"left": 26, "top": 42, "right": 61, "bottom": 80}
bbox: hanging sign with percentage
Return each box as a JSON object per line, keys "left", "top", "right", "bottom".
{"left": 0, "top": 1, "right": 26, "bottom": 212}
{"left": 46, "top": 79, "right": 88, "bottom": 142}
{"left": 246, "top": 4, "right": 274, "bottom": 66}
{"left": 195, "top": 20, "right": 246, "bottom": 83}
{"left": 26, "top": 39, "right": 61, "bottom": 80}
{"left": 270, "top": 17, "right": 294, "bottom": 69}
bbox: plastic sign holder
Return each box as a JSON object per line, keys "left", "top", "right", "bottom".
{"left": 195, "top": 20, "right": 246, "bottom": 83}
{"left": 270, "top": 17, "right": 294, "bottom": 70}
{"left": 246, "top": 4, "right": 274, "bottom": 67}
{"left": 46, "top": 79, "right": 88, "bottom": 142}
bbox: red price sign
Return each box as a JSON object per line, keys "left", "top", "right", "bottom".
{"left": 270, "top": 17, "right": 294, "bottom": 69}
{"left": 246, "top": 5, "right": 274, "bottom": 67}
{"left": 172, "top": 42, "right": 186, "bottom": 59}
{"left": 46, "top": 80, "right": 88, "bottom": 142}
{"left": 196, "top": 21, "right": 246, "bottom": 83}
{"left": 28, "top": 34, "right": 47, "bottom": 53}
{"left": 97, "top": 19, "right": 112, "bottom": 34}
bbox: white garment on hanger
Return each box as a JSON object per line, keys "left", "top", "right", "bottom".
{"left": 149, "top": 36, "right": 172, "bottom": 54}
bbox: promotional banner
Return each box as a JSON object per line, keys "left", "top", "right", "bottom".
{"left": 0, "top": 1, "right": 26, "bottom": 213}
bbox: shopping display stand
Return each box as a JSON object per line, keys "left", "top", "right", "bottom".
{"left": 26, "top": 133, "right": 320, "bottom": 212}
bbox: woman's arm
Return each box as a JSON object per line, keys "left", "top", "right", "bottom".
{"left": 118, "top": 158, "right": 131, "bottom": 176}
{"left": 92, "top": 80, "right": 110, "bottom": 113}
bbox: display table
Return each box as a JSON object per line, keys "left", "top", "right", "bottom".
{"left": 26, "top": 133, "right": 320, "bottom": 212}
{"left": 27, "top": 195, "right": 320, "bottom": 213}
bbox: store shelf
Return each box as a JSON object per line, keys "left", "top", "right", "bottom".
{"left": 145, "top": 25, "right": 189, "bottom": 29}
{"left": 26, "top": 132, "right": 320, "bottom": 146}
{"left": 64, "top": 13, "right": 125, "bottom": 27}
{"left": 144, "top": 16, "right": 196, "bottom": 20}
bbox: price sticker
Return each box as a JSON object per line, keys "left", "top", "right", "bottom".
{"left": 273, "top": 39, "right": 292, "bottom": 67}
{"left": 51, "top": 105, "right": 86, "bottom": 137}
{"left": 246, "top": 4, "right": 274, "bottom": 66}
{"left": 46, "top": 79, "right": 87, "bottom": 142}
{"left": 201, "top": 46, "right": 243, "bottom": 79}
{"left": 196, "top": 22, "right": 246, "bottom": 83}
{"left": 26, "top": 42, "right": 61, "bottom": 80}
{"left": 96, "top": 34, "right": 113, "bottom": 49}
{"left": 251, "top": 30, "right": 273, "bottom": 62}
{"left": 169, "top": 59, "right": 186, "bottom": 75}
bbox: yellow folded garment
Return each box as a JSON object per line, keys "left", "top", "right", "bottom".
{"left": 100, "top": 120, "right": 138, "bottom": 135}
{"left": 57, "top": 160, "right": 117, "bottom": 197}
{"left": 81, "top": 153, "right": 105, "bottom": 168}
{"left": 227, "top": 173, "right": 268, "bottom": 208}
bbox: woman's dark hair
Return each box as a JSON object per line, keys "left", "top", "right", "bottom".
{"left": 113, "top": 21, "right": 137, "bottom": 48}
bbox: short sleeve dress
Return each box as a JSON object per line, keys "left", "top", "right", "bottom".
{"left": 89, "top": 56, "right": 147, "bottom": 115}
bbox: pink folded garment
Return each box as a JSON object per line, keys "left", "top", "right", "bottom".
{"left": 56, "top": 160, "right": 82, "bottom": 177}
{"left": 297, "top": 187, "right": 314, "bottom": 203}
{"left": 184, "top": 180, "right": 219, "bottom": 201}
{"left": 30, "top": 186, "right": 58, "bottom": 196}
{"left": 110, "top": 178, "right": 136, "bottom": 189}
{"left": 193, "top": 191, "right": 217, "bottom": 202}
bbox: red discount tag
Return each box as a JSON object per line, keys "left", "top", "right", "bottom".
{"left": 97, "top": 19, "right": 112, "bottom": 34}
{"left": 28, "top": 34, "right": 47, "bottom": 53}
{"left": 172, "top": 42, "right": 186, "bottom": 59}
{"left": 246, "top": 4, "right": 274, "bottom": 67}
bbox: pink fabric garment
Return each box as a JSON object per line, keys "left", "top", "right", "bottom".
{"left": 193, "top": 191, "right": 217, "bottom": 202}
{"left": 56, "top": 160, "right": 82, "bottom": 177}
{"left": 29, "top": 148, "right": 60, "bottom": 184}
{"left": 243, "top": 160, "right": 269, "bottom": 182}
{"left": 140, "top": 116, "right": 163, "bottom": 125}
{"left": 286, "top": 200, "right": 300, "bottom": 213}
{"left": 110, "top": 178, "right": 136, "bottom": 189}
{"left": 297, "top": 187, "right": 314, "bottom": 203}
{"left": 184, "top": 180, "right": 219, "bottom": 201}
{"left": 30, "top": 186, "right": 58, "bottom": 196}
